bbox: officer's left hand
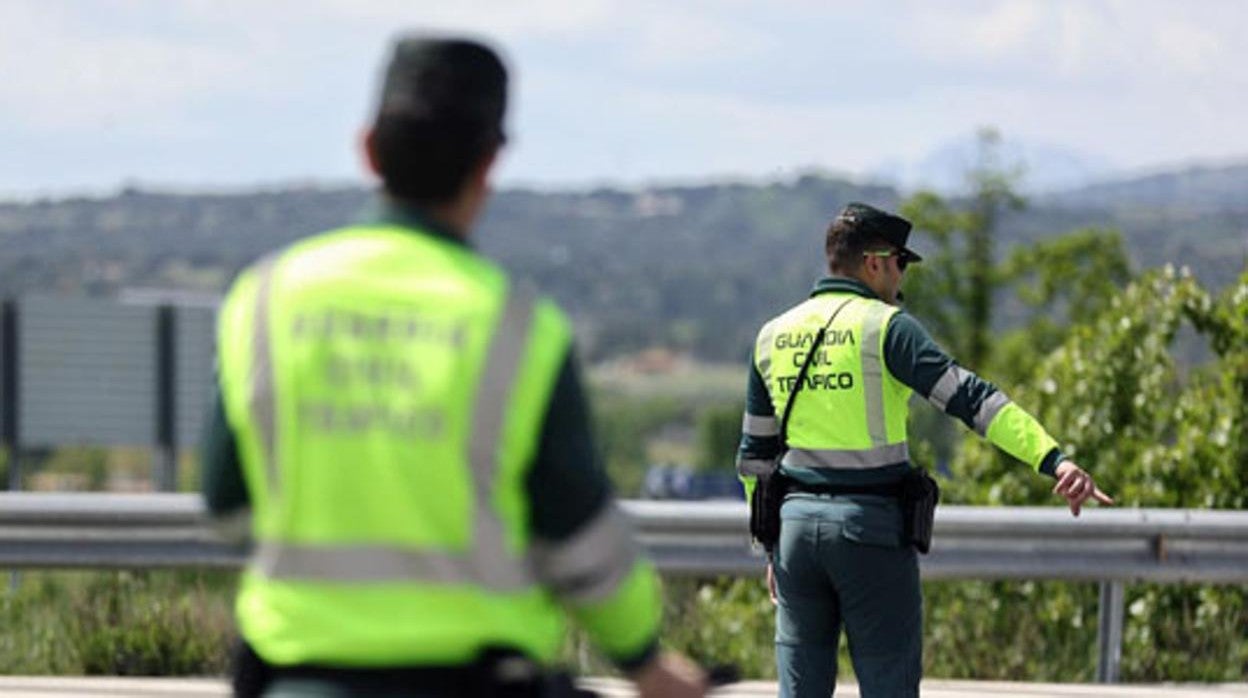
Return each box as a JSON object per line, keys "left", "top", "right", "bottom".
{"left": 1053, "top": 460, "right": 1113, "bottom": 517}
{"left": 632, "top": 650, "right": 709, "bottom": 698}
{"left": 766, "top": 562, "right": 778, "bottom": 605}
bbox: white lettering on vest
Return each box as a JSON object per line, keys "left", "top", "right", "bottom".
{"left": 298, "top": 401, "right": 446, "bottom": 439}
{"left": 774, "top": 372, "right": 856, "bottom": 394}
{"left": 325, "top": 355, "right": 420, "bottom": 388}
{"left": 775, "top": 329, "right": 856, "bottom": 351}
{"left": 293, "top": 309, "right": 469, "bottom": 348}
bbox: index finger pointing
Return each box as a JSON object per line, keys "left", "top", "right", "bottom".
{"left": 1091, "top": 487, "right": 1114, "bottom": 506}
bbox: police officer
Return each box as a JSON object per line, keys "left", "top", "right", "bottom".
{"left": 736, "top": 202, "right": 1112, "bottom": 697}
{"left": 201, "top": 35, "right": 708, "bottom": 698}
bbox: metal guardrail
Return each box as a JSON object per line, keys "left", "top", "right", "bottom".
{"left": 625, "top": 499, "right": 1248, "bottom": 684}
{"left": 627, "top": 500, "right": 1248, "bottom": 582}
{"left": 2, "top": 494, "right": 1246, "bottom": 683}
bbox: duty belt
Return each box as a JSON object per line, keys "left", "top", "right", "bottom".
{"left": 791, "top": 481, "right": 903, "bottom": 498}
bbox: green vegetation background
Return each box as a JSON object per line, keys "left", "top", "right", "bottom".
{"left": 1, "top": 133, "right": 1245, "bottom": 680}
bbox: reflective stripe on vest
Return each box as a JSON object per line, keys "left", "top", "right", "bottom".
{"left": 974, "top": 390, "right": 1011, "bottom": 436}
{"left": 926, "top": 364, "right": 966, "bottom": 413}
{"left": 249, "top": 254, "right": 281, "bottom": 496}
{"left": 783, "top": 442, "right": 910, "bottom": 470}
{"left": 860, "top": 301, "right": 892, "bottom": 447}
{"left": 741, "top": 413, "right": 778, "bottom": 437}
{"left": 246, "top": 278, "right": 550, "bottom": 592}
{"left": 252, "top": 501, "right": 642, "bottom": 601}
{"left": 737, "top": 457, "right": 778, "bottom": 477}
{"left": 531, "top": 503, "right": 641, "bottom": 604}
{"left": 926, "top": 363, "right": 1014, "bottom": 437}
{"left": 755, "top": 321, "right": 777, "bottom": 387}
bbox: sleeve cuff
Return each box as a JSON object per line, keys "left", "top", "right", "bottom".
{"left": 616, "top": 636, "right": 661, "bottom": 674}
{"left": 1038, "top": 448, "right": 1065, "bottom": 478}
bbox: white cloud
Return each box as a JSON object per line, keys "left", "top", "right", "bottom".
{"left": 625, "top": 6, "right": 774, "bottom": 68}
{"left": 904, "top": 1, "right": 1044, "bottom": 62}
{"left": 971, "top": 0, "right": 1045, "bottom": 55}
{"left": 902, "top": 0, "right": 1246, "bottom": 87}
{"left": 1149, "top": 17, "right": 1227, "bottom": 78}
{"left": 1, "top": 0, "right": 1247, "bottom": 196}
{"left": 308, "top": 0, "right": 618, "bottom": 38}
{"left": 0, "top": 2, "right": 288, "bottom": 132}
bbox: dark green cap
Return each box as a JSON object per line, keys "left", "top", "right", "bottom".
{"left": 375, "top": 35, "right": 507, "bottom": 141}
{"left": 835, "top": 202, "right": 922, "bottom": 262}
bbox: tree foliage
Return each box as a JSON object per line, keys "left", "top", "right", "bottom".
{"left": 900, "top": 129, "right": 1025, "bottom": 372}
{"left": 695, "top": 402, "right": 744, "bottom": 473}
{"left": 898, "top": 132, "right": 1137, "bottom": 468}
{"left": 994, "top": 228, "right": 1132, "bottom": 382}
{"left": 933, "top": 267, "right": 1248, "bottom": 681}
{"left": 946, "top": 267, "right": 1245, "bottom": 510}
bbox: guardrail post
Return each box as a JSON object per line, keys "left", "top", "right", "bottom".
{"left": 2, "top": 301, "right": 20, "bottom": 591}
{"left": 2, "top": 300, "right": 20, "bottom": 492}
{"left": 154, "top": 305, "right": 177, "bottom": 492}
{"left": 1096, "top": 580, "right": 1125, "bottom": 683}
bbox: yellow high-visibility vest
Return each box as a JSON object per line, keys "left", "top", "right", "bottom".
{"left": 753, "top": 293, "right": 911, "bottom": 472}
{"left": 217, "top": 223, "right": 657, "bottom": 667}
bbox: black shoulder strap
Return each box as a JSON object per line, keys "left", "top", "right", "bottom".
{"left": 778, "top": 297, "right": 856, "bottom": 444}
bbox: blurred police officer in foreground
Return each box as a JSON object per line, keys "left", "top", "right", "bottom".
{"left": 201, "top": 34, "right": 708, "bottom": 698}
{"left": 736, "top": 202, "right": 1112, "bottom": 697}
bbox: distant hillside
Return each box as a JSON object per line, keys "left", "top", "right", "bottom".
{"left": 0, "top": 168, "right": 1243, "bottom": 362}
{"left": 1046, "top": 162, "right": 1248, "bottom": 211}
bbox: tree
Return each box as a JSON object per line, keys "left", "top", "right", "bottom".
{"left": 695, "top": 402, "right": 745, "bottom": 473}
{"left": 994, "top": 228, "right": 1133, "bottom": 382}
{"left": 898, "top": 129, "right": 1134, "bottom": 467}
{"left": 936, "top": 267, "right": 1248, "bottom": 681}
{"left": 900, "top": 127, "right": 1024, "bottom": 372}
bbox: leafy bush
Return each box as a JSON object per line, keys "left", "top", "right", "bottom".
{"left": 662, "top": 577, "right": 778, "bottom": 678}
{"left": 934, "top": 268, "right": 1248, "bottom": 682}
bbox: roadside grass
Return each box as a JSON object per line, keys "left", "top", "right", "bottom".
{"left": 0, "top": 570, "right": 1242, "bottom": 682}
{"left": 0, "top": 570, "right": 235, "bottom": 676}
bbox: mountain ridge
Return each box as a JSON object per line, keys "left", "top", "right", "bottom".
{"left": 0, "top": 164, "right": 1243, "bottom": 361}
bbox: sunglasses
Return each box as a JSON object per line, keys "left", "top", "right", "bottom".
{"left": 863, "top": 249, "right": 915, "bottom": 272}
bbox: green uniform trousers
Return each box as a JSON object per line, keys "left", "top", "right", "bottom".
{"left": 774, "top": 493, "right": 922, "bottom": 698}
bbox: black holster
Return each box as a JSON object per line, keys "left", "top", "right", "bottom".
{"left": 749, "top": 468, "right": 791, "bottom": 551}
{"left": 900, "top": 467, "right": 940, "bottom": 554}
{"left": 230, "top": 639, "right": 270, "bottom": 698}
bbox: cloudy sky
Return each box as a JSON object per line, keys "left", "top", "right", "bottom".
{"left": 3, "top": 0, "right": 1246, "bottom": 199}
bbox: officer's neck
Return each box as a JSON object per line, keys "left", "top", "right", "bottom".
{"left": 422, "top": 198, "right": 475, "bottom": 241}
{"left": 839, "top": 269, "right": 897, "bottom": 305}
{"left": 423, "top": 172, "right": 491, "bottom": 241}
{"left": 387, "top": 188, "right": 483, "bottom": 242}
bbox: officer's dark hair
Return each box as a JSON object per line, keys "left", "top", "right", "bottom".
{"left": 825, "top": 217, "right": 889, "bottom": 274}
{"left": 371, "top": 36, "right": 508, "bottom": 204}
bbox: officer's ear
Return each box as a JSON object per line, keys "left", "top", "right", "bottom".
{"left": 361, "top": 127, "right": 382, "bottom": 179}
{"left": 466, "top": 146, "right": 500, "bottom": 194}
{"left": 860, "top": 251, "right": 880, "bottom": 277}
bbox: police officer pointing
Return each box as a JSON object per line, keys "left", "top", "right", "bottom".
{"left": 736, "top": 203, "right": 1112, "bottom": 697}
{"left": 202, "top": 35, "right": 707, "bottom": 697}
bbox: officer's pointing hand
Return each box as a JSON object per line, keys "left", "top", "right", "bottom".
{"left": 1053, "top": 460, "right": 1113, "bottom": 517}
{"left": 633, "top": 650, "right": 709, "bottom": 698}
